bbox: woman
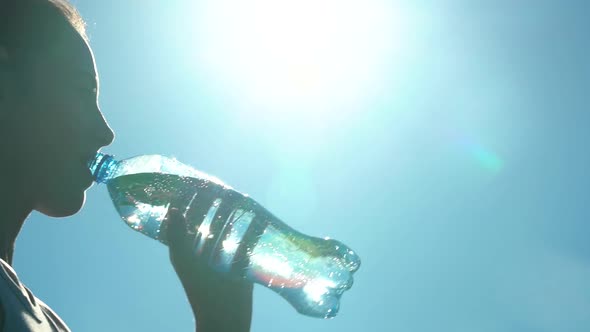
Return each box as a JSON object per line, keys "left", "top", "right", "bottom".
{"left": 0, "top": 0, "right": 253, "bottom": 331}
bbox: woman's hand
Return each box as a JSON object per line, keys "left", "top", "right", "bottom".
{"left": 165, "top": 208, "right": 253, "bottom": 332}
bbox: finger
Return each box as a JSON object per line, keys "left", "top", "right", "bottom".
{"left": 164, "top": 207, "right": 191, "bottom": 252}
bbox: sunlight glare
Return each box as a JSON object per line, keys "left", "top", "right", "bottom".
{"left": 192, "top": 0, "right": 402, "bottom": 122}
{"left": 303, "top": 278, "right": 336, "bottom": 302}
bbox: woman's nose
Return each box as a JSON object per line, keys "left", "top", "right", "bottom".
{"left": 94, "top": 110, "right": 115, "bottom": 148}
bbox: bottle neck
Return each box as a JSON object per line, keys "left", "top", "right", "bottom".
{"left": 88, "top": 152, "right": 118, "bottom": 184}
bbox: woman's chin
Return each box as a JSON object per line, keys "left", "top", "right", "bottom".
{"left": 37, "top": 191, "right": 86, "bottom": 218}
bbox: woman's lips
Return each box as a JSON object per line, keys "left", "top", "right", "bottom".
{"left": 82, "top": 153, "right": 97, "bottom": 169}
{"left": 80, "top": 162, "right": 95, "bottom": 188}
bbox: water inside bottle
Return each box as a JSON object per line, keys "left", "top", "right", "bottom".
{"left": 106, "top": 172, "right": 360, "bottom": 318}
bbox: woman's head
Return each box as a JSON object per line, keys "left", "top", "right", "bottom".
{"left": 0, "top": 0, "right": 115, "bottom": 217}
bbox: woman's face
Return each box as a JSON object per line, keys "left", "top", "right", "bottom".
{"left": 2, "top": 24, "right": 114, "bottom": 217}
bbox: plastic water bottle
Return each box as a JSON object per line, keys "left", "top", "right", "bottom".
{"left": 88, "top": 153, "right": 360, "bottom": 318}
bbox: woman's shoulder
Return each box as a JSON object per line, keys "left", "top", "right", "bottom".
{"left": 0, "top": 258, "right": 71, "bottom": 332}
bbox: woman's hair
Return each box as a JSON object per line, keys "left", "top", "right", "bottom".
{"left": 0, "top": 0, "right": 87, "bottom": 57}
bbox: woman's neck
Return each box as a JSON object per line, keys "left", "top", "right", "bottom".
{"left": 0, "top": 186, "right": 33, "bottom": 265}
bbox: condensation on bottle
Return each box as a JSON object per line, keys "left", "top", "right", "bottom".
{"left": 89, "top": 153, "right": 360, "bottom": 318}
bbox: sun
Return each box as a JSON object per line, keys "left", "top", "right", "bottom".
{"left": 190, "top": 0, "right": 402, "bottom": 124}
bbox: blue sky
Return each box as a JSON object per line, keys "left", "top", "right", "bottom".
{"left": 14, "top": 1, "right": 590, "bottom": 331}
